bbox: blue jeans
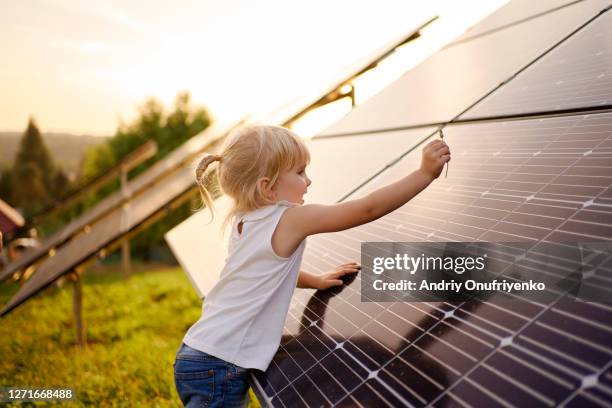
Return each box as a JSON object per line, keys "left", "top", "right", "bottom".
{"left": 174, "top": 343, "right": 250, "bottom": 407}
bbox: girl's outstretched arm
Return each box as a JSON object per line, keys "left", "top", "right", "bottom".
{"left": 285, "top": 139, "right": 450, "bottom": 240}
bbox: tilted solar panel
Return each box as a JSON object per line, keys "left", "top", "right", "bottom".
{"left": 0, "top": 164, "right": 197, "bottom": 316}
{"left": 462, "top": 6, "right": 612, "bottom": 119}
{"left": 318, "top": 0, "right": 610, "bottom": 137}
{"left": 251, "top": 113, "right": 612, "bottom": 406}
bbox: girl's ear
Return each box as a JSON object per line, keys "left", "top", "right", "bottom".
{"left": 258, "top": 177, "right": 276, "bottom": 201}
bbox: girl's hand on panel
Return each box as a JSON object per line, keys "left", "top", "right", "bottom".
{"left": 419, "top": 139, "right": 451, "bottom": 179}
{"left": 316, "top": 262, "right": 361, "bottom": 290}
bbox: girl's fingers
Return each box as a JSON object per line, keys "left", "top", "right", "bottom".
{"left": 434, "top": 146, "right": 450, "bottom": 156}
{"left": 339, "top": 262, "right": 360, "bottom": 268}
{"left": 334, "top": 268, "right": 360, "bottom": 278}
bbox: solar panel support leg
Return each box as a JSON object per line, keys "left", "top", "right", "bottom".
{"left": 122, "top": 240, "right": 131, "bottom": 277}
{"left": 70, "top": 271, "right": 86, "bottom": 348}
{"left": 120, "top": 168, "right": 131, "bottom": 277}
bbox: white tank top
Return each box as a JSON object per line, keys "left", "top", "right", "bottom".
{"left": 183, "top": 200, "right": 307, "bottom": 371}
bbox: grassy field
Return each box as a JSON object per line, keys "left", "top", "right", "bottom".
{"left": 0, "top": 263, "right": 262, "bottom": 407}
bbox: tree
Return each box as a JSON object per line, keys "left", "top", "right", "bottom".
{"left": 11, "top": 163, "right": 47, "bottom": 214}
{"left": 52, "top": 169, "right": 71, "bottom": 198}
{"left": 0, "top": 168, "right": 13, "bottom": 203}
{"left": 11, "top": 118, "right": 56, "bottom": 216}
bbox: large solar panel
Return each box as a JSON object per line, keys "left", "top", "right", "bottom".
{"left": 317, "top": 0, "right": 610, "bottom": 137}
{"left": 251, "top": 113, "right": 612, "bottom": 407}
{"left": 462, "top": 6, "right": 612, "bottom": 119}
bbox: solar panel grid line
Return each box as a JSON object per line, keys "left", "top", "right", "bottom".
{"left": 287, "top": 305, "right": 355, "bottom": 349}
{"left": 557, "top": 361, "right": 612, "bottom": 406}
{"left": 495, "top": 346, "right": 575, "bottom": 389}
{"left": 554, "top": 297, "right": 612, "bottom": 326}
{"left": 502, "top": 342, "right": 585, "bottom": 387}
{"left": 481, "top": 361, "right": 558, "bottom": 406}
{"left": 498, "top": 302, "right": 612, "bottom": 376}
{"left": 534, "top": 320, "right": 612, "bottom": 358}
{"left": 542, "top": 305, "right": 612, "bottom": 348}
{"left": 482, "top": 354, "right": 575, "bottom": 402}
{"left": 272, "top": 346, "right": 354, "bottom": 406}
{"left": 318, "top": 103, "right": 611, "bottom": 141}
{"left": 302, "top": 360, "right": 354, "bottom": 406}
{"left": 468, "top": 366, "right": 550, "bottom": 407}
{"left": 401, "top": 208, "right": 548, "bottom": 242}
{"left": 278, "top": 343, "right": 335, "bottom": 406}
{"left": 381, "top": 201, "right": 533, "bottom": 241}
{"left": 543, "top": 305, "right": 612, "bottom": 350}
{"left": 457, "top": 302, "right": 532, "bottom": 336}
{"left": 293, "top": 291, "right": 369, "bottom": 335}
{"left": 433, "top": 392, "right": 471, "bottom": 408}
{"left": 568, "top": 390, "right": 610, "bottom": 407}
{"left": 442, "top": 313, "right": 508, "bottom": 349}
{"left": 520, "top": 333, "right": 601, "bottom": 374}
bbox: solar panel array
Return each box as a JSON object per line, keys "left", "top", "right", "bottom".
{"left": 251, "top": 1, "right": 612, "bottom": 407}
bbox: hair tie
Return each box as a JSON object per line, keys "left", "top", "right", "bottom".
{"left": 196, "top": 154, "right": 222, "bottom": 182}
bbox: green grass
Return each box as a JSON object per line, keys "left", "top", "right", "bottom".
{"left": 0, "top": 264, "right": 262, "bottom": 407}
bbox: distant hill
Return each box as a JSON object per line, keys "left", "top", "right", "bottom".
{"left": 0, "top": 132, "right": 107, "bottom": 173}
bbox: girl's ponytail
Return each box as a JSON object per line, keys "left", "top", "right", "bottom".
{"left": 195, "top": 153, "right": 222, "bottom": 222}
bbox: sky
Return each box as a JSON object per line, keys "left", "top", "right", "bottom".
{"left": 0, "top": 0, "right": 505, "bottom": 137}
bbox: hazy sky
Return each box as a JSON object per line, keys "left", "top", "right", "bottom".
{"left": 0, "top": 0, "right": 503, "bottom": 136}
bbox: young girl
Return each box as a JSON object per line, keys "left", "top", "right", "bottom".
{"left": 173, "top": 125, "right": 450, "bottom": 407}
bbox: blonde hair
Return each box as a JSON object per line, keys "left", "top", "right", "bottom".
{"left": 195, "top": 125, "right": 310, "bottom": 233}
